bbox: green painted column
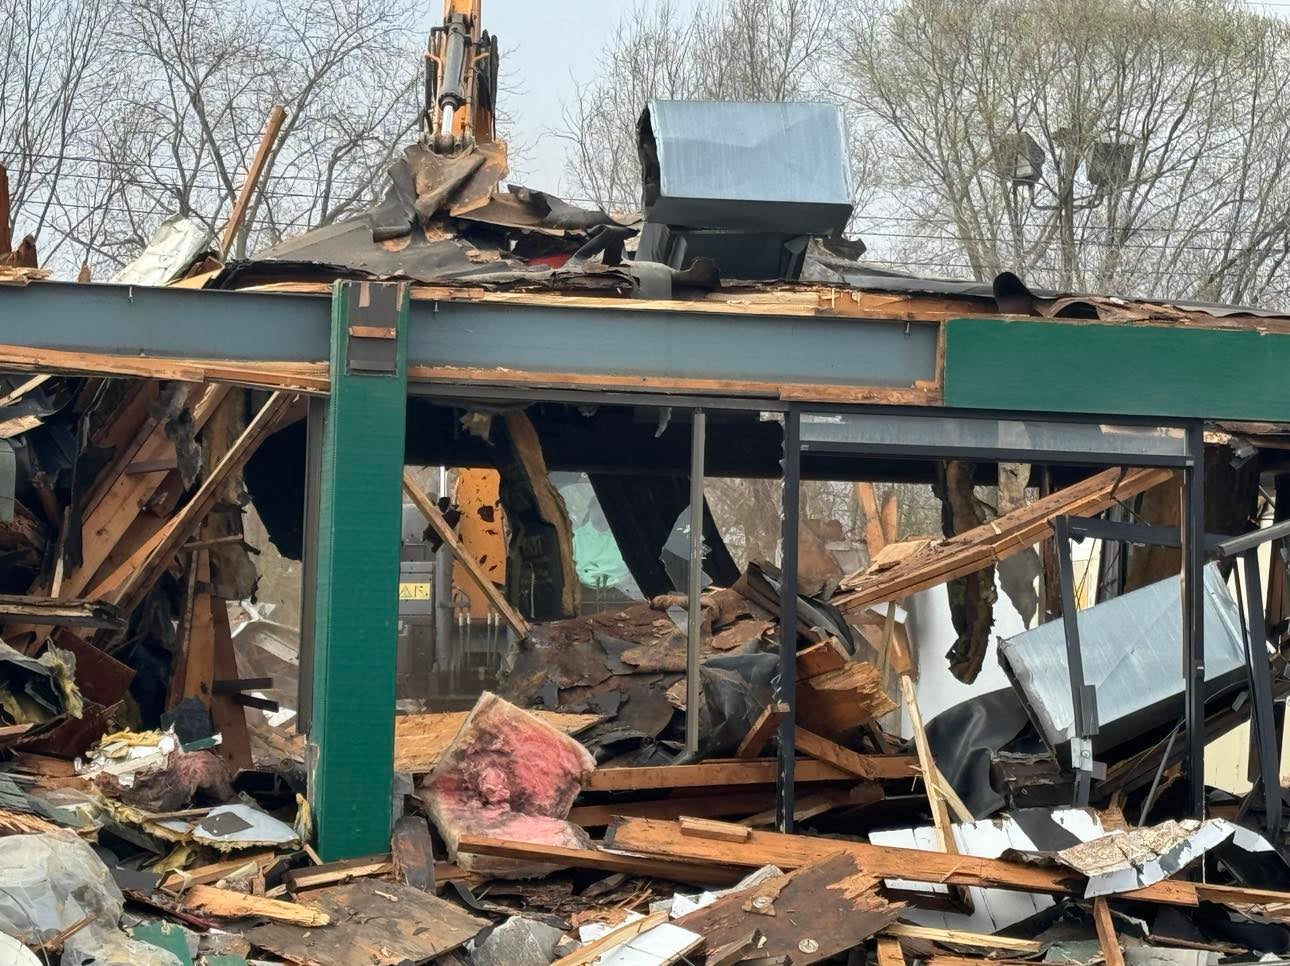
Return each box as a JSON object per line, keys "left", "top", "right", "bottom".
{"left": 309, "top": 280, "right": 409, "bottom": 860}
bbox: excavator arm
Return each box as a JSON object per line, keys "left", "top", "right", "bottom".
{"left": 425, "top": 0, "right": 498, "bottom": 153}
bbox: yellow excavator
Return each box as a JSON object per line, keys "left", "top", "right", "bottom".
{"left": 420, "top": 0, "right": 507, "bottom": 216}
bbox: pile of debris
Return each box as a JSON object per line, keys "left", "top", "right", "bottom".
{"left": 1, "top": 676, "right": 1286, "bottom": 965}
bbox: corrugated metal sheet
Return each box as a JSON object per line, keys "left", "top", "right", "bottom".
{"left": 998, "top": 564, "right": 1247, "bottom": 754}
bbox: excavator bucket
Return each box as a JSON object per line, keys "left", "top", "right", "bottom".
{"left": 407, "top": 141, "right": 508, "bottom": 226}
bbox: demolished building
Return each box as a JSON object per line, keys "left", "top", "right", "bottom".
{"left": 0, "top": 56, "right": 1289, "bottom": 966}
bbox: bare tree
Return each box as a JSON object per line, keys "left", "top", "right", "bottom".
{"left": 557, "top": 0, "right": 850, "bottom": 210}
{"left": 837, "top": 0, "right": 1290, "bottom": 305}
{"left": 83, "top": 0, "right": 423, "bottom": 268}
{"left": 0, "top": 0, "right": 122, "bottom": 265}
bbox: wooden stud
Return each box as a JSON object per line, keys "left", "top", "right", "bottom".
{"left": 679, "top": 816, "right": 751, "bottom": 843}
{"left": 1092, "top": 896, "right": 1126, "bottom": 966}
{"left": 735, "top": 701, "right": 788, "bottom": 758}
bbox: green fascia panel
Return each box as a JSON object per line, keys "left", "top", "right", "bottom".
{"left": 943, "top": 317, "right": 1290, "bottom": 422}
{"left": 310, "top": 281, "right": 409, "bottom": 860}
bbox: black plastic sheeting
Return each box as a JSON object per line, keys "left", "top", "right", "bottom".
{"left": 672, "top": 651, "right": 779, "bottom": 766}
{"left": 588, "top": 473, "right": 739, "bottom": 599}
{"left": 926, "top": 687, "right": 1036, "bottom": 818}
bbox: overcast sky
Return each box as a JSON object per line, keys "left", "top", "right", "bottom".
{"left": 437, "top": 0, "right": 658, "bottom": 198}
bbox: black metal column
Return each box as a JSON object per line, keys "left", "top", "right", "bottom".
{"left": 1181, "top": 422, "right": 1207, "bottom": 817}
{"left": 1240, "top": 550, "right": 1282, "bottom": 836}
{"left": 776, "top": 408, "right": 801, "bottom": 833}
{"left": 297, "top": 394, "right": 326, "bottom": 733}
{"left": 1054, "top": 515, "right": 1098, "bottom": 805}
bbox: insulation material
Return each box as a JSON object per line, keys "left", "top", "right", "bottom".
{"left": 419, "top": 692, "right": 594, "bottom": 877}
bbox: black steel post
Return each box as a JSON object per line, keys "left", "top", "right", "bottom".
{"left": 776, "top": 408, "right": 801, "bottom": 833}
{"left": 1181, "top": 422, "right": 1207, "bottom": 818}
{"left": 1054, "top": 515, "right": 1098, "bottom": 805}
{"left": 1240, "top": 550, "right": 1282, "bottom": 836}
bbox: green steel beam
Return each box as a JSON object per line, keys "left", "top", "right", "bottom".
{"left": 943, "top": 316, "right": 1290, "bottom": 421}
{"left": 309, "top": 280, "right": 409, "bottom": 860}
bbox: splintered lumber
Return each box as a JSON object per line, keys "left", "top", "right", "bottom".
{"left": 735, "top": 702, "right": 788, "bottom": 758}
{"left": 877, "top": 936, "right": 908, "bottom": 966}
{"left": 0, "top": 594, "right": 124, "bottom": 629}
{"left": 795, "top": 727, "right": 885, "bottom": 779}
{"left": 834, "top": 466, "right": 1174, "bottom": 614}
{"left": 553, "top": 910, "right": 670, "bottom": 966}
{"left": 161, "top": 852, "right": 277, "bottom": 892}
{"left": 884, "top": 924, "right": 1042, "bottom": 954}
{"left": 220, "top": 105, "right": 286, "bottom": 258}
{"left": 679, "top": 816, "right": 751, "bottom": 843}
{"left": 901, "top": 674, "right": 957, "bottom": 856}
{"left": 707, "top": 930, "right": 762, "bottom": 966}
{"left": 402, "top": 469, "right": 530, "bottom": 638}
{"left": 284, "top": 856, "right": 395, "bottom": 891}
{"left": 603, "top": 818, "right": 1230, "bottom": 909}
{"left": 181, "top": 884, "right": 329, "bottom": 925}
{"left": 454, "top": 836, "right": 739, "bottom": 887}
{"left": 797, "top": 660, "right": 897, "bottom": 734}
{"left": 95, "top": 391, "right": 293, "bottom": 611}
{"left": 1092, "top": 896, "right": 1126, "bottom": 966}
{"left": 796, "top": 639, "right": 849, "bottom": 678}
{"left": 677, "top": 852, "right": 903, "bottom": 965}
{"left": 394, "top": 708, "right": 601, "bottom": 773}
{"left": 583, "top": 756, "right": 917, "bottom": 791}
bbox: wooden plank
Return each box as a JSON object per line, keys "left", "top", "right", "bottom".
{"left": 283, "top": 856, "right": 394, "bottom": 891}
{"left": 552, "top": 910, "right": 669, "bottom": 966}
{"left": 737, "top": 784, "right": 883, "bottom": 828}
{"left": 0, "top": 595, "right": 124, "bottom": 629}
{"left": 877, "top": 936, "right": 907, "bottom": 966}
{"left": 735, "top": 702, "right": 787, "bottom": 758}
{"left": 182, "top": 884, "right": 328, "bottom": 926}
{"left": 570, "top": 791, "right": 777, "bottom": 827}
{"left": 402, "top": 470, "right": 530, "bottom": 638}
{"left": 170, "top": 550, "right": 214, "bottom": 709}
{"left": 901, "top": 674, "right": 956, "bottom": 856}
{"left": 706, "top": 930, "right": 762, "bottom": 966}
{"left": 885, "top": 924, "right": 1041, "bottom": 953}
{"left": 209, "top": 595, "right": 252, "bottom": 772}
{"left": 676, "top": 852, "right": 902, "bottom": 965}
{"left": 584, "top": 757, "right": 917, "bottom": 791}
{"left": 161, "top": 853, "right": 276, "bottom": 892}
{"left": 835, "top": 467, "right": 1173, "bottom": 613}
{"left": 679, "top": 816, "right": 750, "bottom": 843}
{"left": 219, "top": 106, "right": 286, "bottom": 258}
{"left": 796, "top": 639, "right": 849, "bottom": 679}
{"left": 1092, "top": 896, "right": 1125, "bottom": 966}
{"left": 454, "top": 836, "right": 739, "bottom": 887}
{"left": 603, "top": 818, "right": 1203, "bottom": 908}
{"left": 795, "top": 727, "right": 883, "bottom": 780}
{"left": 0, "top": 343, "right": 329, "bottom": 392}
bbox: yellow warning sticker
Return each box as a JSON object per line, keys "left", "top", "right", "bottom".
{"left": 398, "top": 582, "right": 431, "bottom": 601}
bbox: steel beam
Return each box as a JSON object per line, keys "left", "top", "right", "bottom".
{"left": 685, "top": 410, "right": 706, "bottom": 755}
{"left": 308, "top": 280, "right": 409, "bottom": 860}
{"left": 0, "top": 282, "right": 939, "bottom": 392}
{"left": 1181, "top": 423, "right": 1207, "bottom": 818}
{"left": 776, "top": 408, "right": 801, "bottom": 833}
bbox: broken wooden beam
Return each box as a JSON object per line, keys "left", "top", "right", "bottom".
{"left": 582, "top": 756, "right": 917, "bottom": 791}
{"left": 182, "top": 884, "right": 329, "bottom": 926}
{"left": 454, "top": 835, "right": 739, "bottom": 886}
{"left": 601, "top": 817, "right": 1270, "bottom": 910}
{"left": 735, "top": 701, "right": 788, "bottom": 758}
{"left": 834, "top": 466, "right": 1174, "bottom": 614}
{"left": 0, "top": 594, "right": 124, "bottom": 629}
{"left": 402, "top": 469, "right": 530, "bottom": 638}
